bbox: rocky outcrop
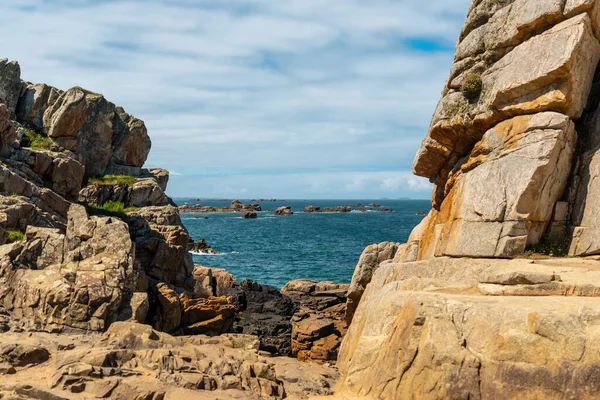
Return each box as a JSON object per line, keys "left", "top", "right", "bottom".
{"left": 42, "top": 87, "right": 151, "bottom": 176}
{"left": 128, "top": 205, "right": 194, "bottom": 286}
{"left": 78, "top": 176, "right": 169, "bottom": 207}
{"left": 274, "top": 206, "right": 293, "bottom": 216}
{"left": 332, "top": 2, "right": 600, "bottom": 398}
{"left": 0, "top": 59, "right": 22, "bottom": 116}
{"left": 337, "top": 257, "right": 600, "bottom": 399}
{"left": 0, "top": 321, "right": 338, "bottom": 399}
{"left": 345, "top": 242, "right": 399, "bottom": 325}
{"left": 234, "top": 279, "right": 296, "bottom": 356}
{"left": 189, "top": 238, "right": 220, "bottom": 254}
{"left": 282, "top": 280, "right": 349, "bottom": 364}
{"left": 401, "top": 1, "right": 600, "bottom": 261}
{"left": 0, "top": 204, "right": 133, "bottom": 332}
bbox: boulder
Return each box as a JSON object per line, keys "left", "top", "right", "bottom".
{"left": 346, "top": 242, "right": 399, "bottom": 325}
{"left": 128, "top": 205, "right": 193, "bottom": 286}
{"left": 304, "top": 205, "right": 321, "bottom": 213}
{"left": 274, "top": 206, "right": 293, "bottom": 216}
{"left": 42, "top": 86, "right": 151, "bottom": 176}
{"left": 0, "top": 104, "right": 19, "bottom": 157}
{"left": 243, "top": 210, "right": 257, "bottom": 219}
{"left": 337, "top": 257, "right": 600, "bottom": 399}
{"left": 416, "top": 112, "right": 576, "bottom": 259}
{"left": 233, "top": 279, "right": 296, "bottom": 356}
{"left": 282, "top": 279, "right": 349, "bottom": 363}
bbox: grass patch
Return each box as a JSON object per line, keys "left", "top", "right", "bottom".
{"left": 87, "top": 175, "right": 138, "bottom": 186}
{"left": 22, "top": 129, "right": 55, "bottom": 150}
{"left": 522, "top": 235, "right": 571, "bottom": 259}
{"left": 85, "top": 201, "right": 137, "bottom": 219}
{"left": 461, "top": 74, "right": 483, "bottom": 101}
{"left": 6, "top": 230, "right": 24, "bottom": 243}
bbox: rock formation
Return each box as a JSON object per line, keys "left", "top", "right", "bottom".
{"left": 282, "top": 280, "right": 349, "bottom": 364}
{"left": 335, "top": 1, "right": 600, "bottom": 399}
{"left": 404, "top": 3, "right": 600, "bottom": 260}
{"left": 0, "top": 320, "right": 338, "bottom": 399}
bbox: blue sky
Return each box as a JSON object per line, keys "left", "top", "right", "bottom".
{"left": 1, "top": 0, "right": 469, "bottom": 199}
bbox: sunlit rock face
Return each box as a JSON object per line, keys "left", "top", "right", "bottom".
{"left": 406, "top": 0, "right": 600, "bottom": 260}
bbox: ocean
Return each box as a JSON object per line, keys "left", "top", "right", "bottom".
{"left": 174, "top": 198, "right": 430, "bottom": 288}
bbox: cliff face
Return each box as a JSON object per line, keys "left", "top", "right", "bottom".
{"left": 404, "top": 1, "right": 600, "bottom": 260}
{"left": 0, "top": 58, "right": 239, "bottom": 336}
{"left": 337, "top": 1, "right": 600, "bottom": 399}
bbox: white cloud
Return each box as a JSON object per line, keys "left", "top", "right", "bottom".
{"left": 0, "top": 0, "right": 469, "bottom": 198}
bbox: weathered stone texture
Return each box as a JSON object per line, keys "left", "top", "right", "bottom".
{"left": 337, "top": 257, "right": 600, "bottom": 399}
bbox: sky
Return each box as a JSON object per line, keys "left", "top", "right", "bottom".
{"left": 0, "top": 0, "right": 470, "bottom": 199}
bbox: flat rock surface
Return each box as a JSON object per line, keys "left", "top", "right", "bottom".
{"left": 0, "top": 321, "right": 339, "bottom": 400}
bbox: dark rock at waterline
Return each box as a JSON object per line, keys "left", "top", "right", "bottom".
{"left": 233, "top": 279, "right": 296, "bottom": 356}
{"left": 243, "top": 211, "right": 257, "bottom": 219}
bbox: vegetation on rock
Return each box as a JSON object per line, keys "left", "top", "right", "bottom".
{"left": 522, "top": 235, "right": 571, "bottom": 258}
{"left": 87, "top": 174, "right": 138, "bottom": 186}
{"left": 6, "top": 230, "right": 24, "bottom": 243}
{"left": 22, "top": 129, "right": 55, "bottom": 150}
{"left": 461, "top": 73, "right": 482, "bottom": 100}
{"left": 85, "top": 200, "right": 136, "bottom": 218}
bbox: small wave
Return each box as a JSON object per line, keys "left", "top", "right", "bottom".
{"left": 190, "top": 251, "right": 239, "bottom": 256}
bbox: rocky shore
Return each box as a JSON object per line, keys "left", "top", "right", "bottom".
{"left": 5, "top": 0, "right": 600, "bottom": 397}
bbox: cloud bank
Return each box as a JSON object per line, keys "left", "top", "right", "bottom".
{"left": 0, "top": 0, "right": 470, "bottom": 198}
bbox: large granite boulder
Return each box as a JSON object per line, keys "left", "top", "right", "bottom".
{"left": 42, "top": 86, "right": 151, "bottom": 176}
{"left": 415, "top": 112, "right": 576, "bottom": 259}
{"left": 337, "top": 257, "right": 600, "bottom": 399}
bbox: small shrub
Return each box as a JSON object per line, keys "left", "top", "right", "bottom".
{"left": 22, "top": 129, "right": 55, "bottom": 150}
{"left": 87, "top": 175, "right": 138, "bottom": 186}
{"left": 461, "top": 74, "right": 483, "bottom": 101}
{"left": 6, "top": 230, "right": 24, "bottom": 243}
{"left": 522, "top": 235, "right": 571, "bottom": 259}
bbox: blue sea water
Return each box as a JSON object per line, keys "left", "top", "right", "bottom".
{"left": 174, "top": 198, "right": 429, "bottom": 289}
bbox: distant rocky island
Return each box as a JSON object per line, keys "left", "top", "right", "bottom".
{"left": 179, "top": 200, "right": 393, "bottom": 215}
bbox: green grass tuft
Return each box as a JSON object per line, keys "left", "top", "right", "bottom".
{"left": 22, "top": 129, "right": 55, "bottom": 150}
{"left": 85, "top": 201, "right": 137, "bottom": 219}
{"left": 6, "top": 230, "right": 24, "bottom": 243}
{"left": 87, "top": 175, "right": 138, "bottom": 186}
